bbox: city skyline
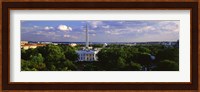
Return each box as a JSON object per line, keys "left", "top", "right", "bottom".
{"left": 21, "top": 20, "right": 179, "bottom": 42}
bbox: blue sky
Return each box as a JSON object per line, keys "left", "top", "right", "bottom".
{"left": 21, "top": 20, "right": 179, "bottom": 42}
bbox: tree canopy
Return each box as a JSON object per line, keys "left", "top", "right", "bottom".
{"left": 21, "top": 44, "right": 179, "bottom": 71}
{"left": 21, "top": 45, "right": 78, "bottom": 71}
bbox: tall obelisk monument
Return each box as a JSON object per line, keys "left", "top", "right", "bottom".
{"left": 86, "top": 24, "right": 89, "bottom": 49}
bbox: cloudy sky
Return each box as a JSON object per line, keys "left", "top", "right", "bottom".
{"left": 21, "top": 20, "right": 179, "bottom": 42}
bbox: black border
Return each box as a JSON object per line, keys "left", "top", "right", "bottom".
{"left": 2, "top": 2, "right": 198, "bottom": 90}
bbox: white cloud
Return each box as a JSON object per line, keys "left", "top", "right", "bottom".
{"left": 82, "top": 29, "right": 95, "bottom": 33}
{"left": 34, "top": 31, "right": 57, "bottom": 36}
{"left": 57, "top": 25, "right": 72, "bottom": 31}
{"left": 120, "top": 21, "right": 179, "bottom": 34}
{"left": 22, "top": 20, "right": 179, "bottom": 42}
{"left": 157, "top": 21, "right": 179, "bottom": 32}
{"left": 33, "top": 25, "right": 39, "bottom": 28}
{"left": 118, "top": 21, "right": 124, "bottom": 24}
{"left": 142, "top": 26, "right": 156, "bottom": 31}
{"left": 87, "top": 21, "right": 103, "bottom": 28}
{"left": 71, "top": 36, "right": 78, "bottom": 39}
{"left": 89, "top": 30, "right": 96, "bottom": 32}
{"left": 68, "top": 27, "right": 72, "bottom": 31}
{"left": 63, "top": 34, "right": 78, "bottom": 39}
{"left": 64, "top": 34, "right": 70, "bottom": 38}
{"left": 134, "top": 26, "right": 156, "bottom": 33}
{"left": 35, "top": 31, "right": 43, "bottom": 35}
{"left": 91, "top": 33, "right": 96, "bottom": 36}
{"left": 48, "top": 32, "right": 55, "bottom": 35}
{"left": 105, "top": 30, "right": 121, "bottom": 35}
{"left": 44, "top": 26, "right": 54, "bottom": 30}
{"left": 102, "top": 25, "right": 110, "bottom": 29}
{"left": 105, "top": 31, "right": 111, "bottom": 34}
{"left": 110, "top": 32, "right": 120, "bottom": 35}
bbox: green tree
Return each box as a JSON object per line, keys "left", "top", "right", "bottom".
{"left": 91, "top": 44, "right": 104, "bottom": 48}
{"left": 62, "top": 60, "right": 77, "bottom": 70}
{"left": 115, "top": 57, "right": 126, "bottom": 70}
{"left": 59, "top": 45, "right": 78, "bottom": 61}
{"left": 148, "top": 44, "right": 165, "bottom": 55}
{"left": 29, "top": 53, "right": 46, "bottom": 71}
{"left": 21, "top": 59, "right": 31, "bottom": 71}
{"left": 156, "top": 48, "right": 179, "bottom": 63}
{"left": 24, "top": 45, "right": 79, "bottom": 71}
{"left": 125, "top": 62, "right": 142, "bottom": 71}
{"left": 133, "top": 53, "right": 153, "bottom": 71}
{"left": 21, "top": 48, "right": 27, "bottom": 60}
{"left": 97, "top": 48, "right": 127, "bottom": 70}
{"left": 138, "top": 47, "right": 151, "bottom": 54}
{"left": 30, "top": 53, "right": 44, "bottom": 63}
{"left": 21, "top": 48, "right": 38, "bottom": 60}
{"left": 37, "top": 45, "right": 65, "bottom": 70}
{"left": 21, "top": 53, "right": 46, "bottom": 71}
{"left": 153, "top": 60, "right": 179, "bottom": 71}
{"left": 45, "top": 45, "right": 65, "bottom": 62}
{"left": 83, "top": 63, "right": 98, "bottom": 71}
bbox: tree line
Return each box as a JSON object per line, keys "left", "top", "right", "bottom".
{"left": 21, "top": 44, "right": 179, "bottom": 71}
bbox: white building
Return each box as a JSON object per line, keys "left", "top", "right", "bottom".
{"left": 76, "top": 24, "right": 99, "bottom": 61}
{"left": 76, "top": 50, "right": 99, "bottom": 61}
{"left": 69, "top": 43, "right": 77, "bottom": 47}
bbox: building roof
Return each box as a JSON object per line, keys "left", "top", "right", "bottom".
{"left": 76, "top": 50, "right": 99, "bottom": 54}
{"left": 21, "top": 44, "right": 46, "bottom": 47}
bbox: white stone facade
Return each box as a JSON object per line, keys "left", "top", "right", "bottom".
{"left": 76, "top": 50, "right": 99, "bottom": 61}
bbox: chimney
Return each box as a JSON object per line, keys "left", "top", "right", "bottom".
{"left": 86, "top": 24, "right": 89, "bottom": 49}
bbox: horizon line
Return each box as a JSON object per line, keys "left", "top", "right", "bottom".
{"left": 21, "top": 40, "right": 178, "bottom": 43}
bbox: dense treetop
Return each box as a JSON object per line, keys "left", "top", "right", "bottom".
{"left": 21, "top": 44, "right": 179, "bottom": 71}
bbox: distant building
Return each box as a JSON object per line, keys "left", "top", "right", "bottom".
{"left": 21, "top": 44, "right": 45, "bottom": 50}
{"left": 41, "top": 42, "right": 52, "bottom": 44}
{"left": 69, "top": 43, "right": 77, "bottom": 47}
{"left": 53, "top": 43, "right": 58, "bottom": 45}
{"left": 135, "top": 41, "right": 177, "bottom": 46}
{"left": 76, "top": 24, "right": 99, "bottom": 61}
{"left": 21, "top": 41, "right": 28, "bottom": 45}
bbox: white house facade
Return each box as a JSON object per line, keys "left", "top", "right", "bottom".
{"left": 76, "top": 50, "right": 99, "bottom": 61}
